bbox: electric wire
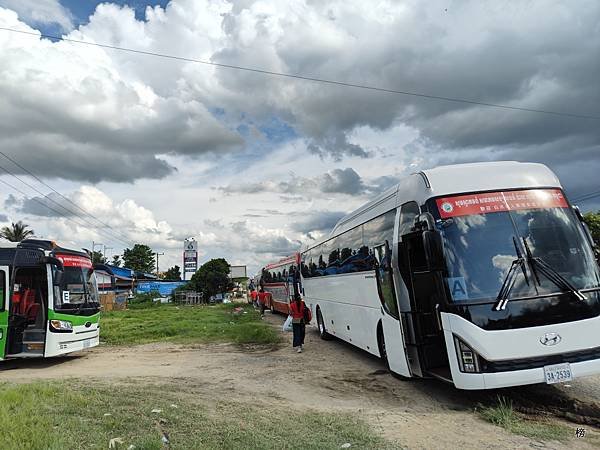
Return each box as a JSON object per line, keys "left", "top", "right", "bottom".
{"left": 0, "top": 151, "right": 134, "bottom": 246}
{"left": 0, "top": 167, "right": 133, "bottom": 248}
{"left": 0, "top": 163, "right": 132, "bottom": 247}
{"left": 0, "top": 26, "right": 599, "bottom": 120}
{"left": 572, "top": 189, "right": 600, "bottom": 204}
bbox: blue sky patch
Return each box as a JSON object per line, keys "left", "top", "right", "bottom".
{"left": 61, "top": 0, "right": 170, "bottom": 27}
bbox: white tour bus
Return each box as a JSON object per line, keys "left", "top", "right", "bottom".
{"left": 300, "top": 161, "right": 600, "bottom": 390}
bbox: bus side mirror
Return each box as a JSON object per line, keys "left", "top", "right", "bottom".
{"left": 573, "top": 205, "right": 597, "bottom": 250}
{"left": 40, "top": 256, "right": 64, "bottom": 286}
{"left": 40, "top": 256, "right": 64, "bottom": 271}
{"left": 423, "top": 230, "right": 445, "bottom": 271}
{"left": 413, "top": 212, "right": 436, "bottom": 232}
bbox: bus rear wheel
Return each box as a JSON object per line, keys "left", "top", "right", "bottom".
{"left": 317, "top": 308, "right": 332, "bottom": 340}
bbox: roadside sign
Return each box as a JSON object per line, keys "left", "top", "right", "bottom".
{"left": 183, "top": 239, "right": 198, "bottom": 277}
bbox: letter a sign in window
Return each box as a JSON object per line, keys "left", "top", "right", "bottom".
{"left": 447, "top": 277, "right": 468, "bottom": 301}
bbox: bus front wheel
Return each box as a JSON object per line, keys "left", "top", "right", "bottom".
{"left": 377, "top": 325, "right": 390, "bottom": 370}
{"left": 317, "top": 308, "right": 332, "bottom": 340}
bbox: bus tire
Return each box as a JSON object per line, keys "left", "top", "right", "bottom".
{"left": 377, "top": 324, "right": 390, "bottom": 371}
{"left": 317, "top": 308, "right": 332, "bottom": 340}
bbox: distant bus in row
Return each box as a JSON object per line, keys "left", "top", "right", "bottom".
{"left": 257, "top": 254, "right": 301, "bottom": 314}
{"left": 263, "top": 161, "right": 600, "bottom": 390}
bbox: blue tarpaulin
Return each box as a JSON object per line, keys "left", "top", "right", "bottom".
{"left": 137, "top": 281, "right": 186, "bottom": 296}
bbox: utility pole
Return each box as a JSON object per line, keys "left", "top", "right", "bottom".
{"left": 92, "top": 241, "right": 103, "bottom": 263}
{"left": 155, "top": 252, "right": 164, "bottom": 275}
{"left": 103, "top": 245, "right": 113, "bottom": 260}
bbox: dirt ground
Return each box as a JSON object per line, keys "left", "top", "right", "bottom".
{"left": 1, "top": 312, "right": 600, "bottom": 449}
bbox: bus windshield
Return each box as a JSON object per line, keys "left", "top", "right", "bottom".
{"left": 432, "top": 189, "right": 600, "bottom": 303}
{"left": 54, "top": 254, "right": 99, "bottom": 312}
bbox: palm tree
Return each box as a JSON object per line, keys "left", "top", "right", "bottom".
{"left": 0, "top": 221, "right": 35, "bottom": 242}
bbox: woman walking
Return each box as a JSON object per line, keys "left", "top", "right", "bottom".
{"left": 289, "top": 295, "right": 309, "bottom": 353}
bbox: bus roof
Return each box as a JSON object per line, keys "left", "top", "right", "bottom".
{"left": 320, "top": 161, "right": 560, "bottom": 245}
{"left": 0, "top": 239, "right": 90, "bottom": 259}
{"left": 264, "top": 254, "right": 299, "bottom": 270}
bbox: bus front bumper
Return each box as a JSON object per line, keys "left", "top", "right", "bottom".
{"left": 449, "top": 355, "right": 600, "bottom": 390}
{"left": 441, "top": 312, "right": 600, "bottom": 390}
{"left": 46, "top": 324, "right": 100, "bottom": 357}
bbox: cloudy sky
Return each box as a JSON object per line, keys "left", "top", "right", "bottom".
{"left": 0, "top": 0, "right": 599, "bottom": 275}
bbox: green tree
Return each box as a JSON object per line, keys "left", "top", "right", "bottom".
{"left": 584, "top": 211, "right": 600, "bottom": 246}
{"left": 122, "top": 244, "right": 155, "bottom": 273}
{"left": 0, "top": 221, "right": 34, "bottom": 242}
{"left": 189, "top": 258, "right": 232, "bottom": 298}
{"left": 162, "top": 265, "right": 182, "bottom": 281}
{"left": 91, "top": 251, "right": 107, "bottom": 265}
{"left": 111, "top": 255, "right": 122, "bottom": 267}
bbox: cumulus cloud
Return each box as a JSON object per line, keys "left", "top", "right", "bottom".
{"left": 0, "top": 0, "right": 598, "bottom": 193}
{"left": 204, "top": 219, "right": 300, "bottom": 257}
{"left": 291, "top": 211, "right": 346, "bottom": 235}
{"left": 0, "top": 213, "right": 8, "bottom": 222}
{"left": 4, "top": 185, "right": 185, "bottom": 250}
{"left": 0, "top": 0, "right": 73, "bottom": 30}
{"left": 0, "top": 4, "right": 242, "bottom": 182}
{"left": 218, "top": 167, "right": 398, "bottom": 198}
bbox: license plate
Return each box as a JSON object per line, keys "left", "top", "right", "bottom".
{"left": 82, "top": 339, "right": 91, "bottom": 349}
{"left": 544, "top": 363, "right": 573, "bottom": 384}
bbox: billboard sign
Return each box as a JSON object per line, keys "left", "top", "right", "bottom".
{"left": 184, "top": 239, "right": 198, "bottom": 252}
{"left": 183, "top": 238, "right": 198, "bottom": 276}
{"left": 230, "top": 265, "right": 247, "bottom": 279}
{"left": 137, "top": 281, "right": 186, "bottom": 297}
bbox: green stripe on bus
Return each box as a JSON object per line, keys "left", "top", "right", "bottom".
{"left": 48, "top": 310, "right": 100, "bottom": 326}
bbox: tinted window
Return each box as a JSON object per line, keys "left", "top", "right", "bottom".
{"left": 399, "top": 201, "right": 420, "bottom": 237}
{"left": 363, "top": 210, "right": 396, "bottom": 270}
{"left": 0, "top": 270, "right": 4, "bottom": 310}
{"left": 325, "top": 238, "right": 341, "bottom": 275}
{"left": 338, "top": 226, "right": 364, "bottom": 273}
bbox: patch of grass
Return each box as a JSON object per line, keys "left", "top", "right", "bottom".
{"left": 479, "top": 395, "right": 570, "bottom": 442}
{"left": 0, "top": 381, "right": 397, "bottom": 450}
{"left": 100, "top": 303, "right": 281, "bottom": 346}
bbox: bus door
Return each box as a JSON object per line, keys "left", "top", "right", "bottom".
{"left": 374, "top": 241, "right": 411, "bottom": 377}
{"left": 5, "top": 248, "right": 53, "bottom": 357}
{"left": 399, "top": 214, "right": 450, "bottom": 380}
{"left": 0, "top": 265, "right": 8, "bottom": 359}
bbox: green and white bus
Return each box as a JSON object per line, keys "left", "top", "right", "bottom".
{"left": 0, "top": 239, "right": 100, "bottom": 360}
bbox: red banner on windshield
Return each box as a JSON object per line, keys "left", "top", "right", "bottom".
{"left": 55, "top": 254, "right": 93, "bottom": 269}
{"left": 436, "top": 189, "right": 568, "bottom": 219}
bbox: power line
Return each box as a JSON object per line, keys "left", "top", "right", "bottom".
{"left": 0, "top": 151, "right": 133, "bottom": 246}
{"left": 1, "top": 26, "right": 599, "bottom": 121}
{"left": 0, "top": 165, "right": 133, "bottom": 247}
{"left": 572, "top": 189, "right": 600, "bottom": 204}
{"left": 0, "top": 176, "right": 107, "bottom": 235}
{"left": 0, "top": 162, "right": 132, "bottom": 246}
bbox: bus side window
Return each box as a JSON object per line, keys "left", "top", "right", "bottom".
{"left": 301, "top": 251, "right": 311, "bottom": 278}
{"left": 338, "top": 226, "right": 363, "bottom": 274}
{"left": 326, "top": 237, "right": 340, "bottom": 275}
{"left": 399, "top": 201, "right": 420, "bottom": 237}
{"left": 0, "top": 270, "right": 4, "bottom": 310}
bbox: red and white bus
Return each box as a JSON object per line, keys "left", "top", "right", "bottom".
{"left": 259, "top": 254, "right": 301, "bottom": 314}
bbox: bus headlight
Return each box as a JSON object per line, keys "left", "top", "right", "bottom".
{"left": 50, "top": 320, "right": 73, "bottom": 332}
{"left": 454, "top": 336, "right": 480, "bottom": 373}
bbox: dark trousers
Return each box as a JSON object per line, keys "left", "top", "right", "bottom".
{"left": 259, "top": 302, "right": 266, "bottom": 316}
{"left": 292, "top": 322, "right": 305, "bottom": 347}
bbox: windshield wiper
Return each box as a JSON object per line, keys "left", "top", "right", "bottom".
{"left": 522, "top": 238, "right": 587, "bottom": 302}
{"left": 493, "top": 237, "right": 530, "bottom": 311}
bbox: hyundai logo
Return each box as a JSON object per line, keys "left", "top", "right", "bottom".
{"left": 85, "top": 321, "right": 92, "bottom": 328}
{"left": 540, "top": 332, "right": 561, "bottom": 346}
